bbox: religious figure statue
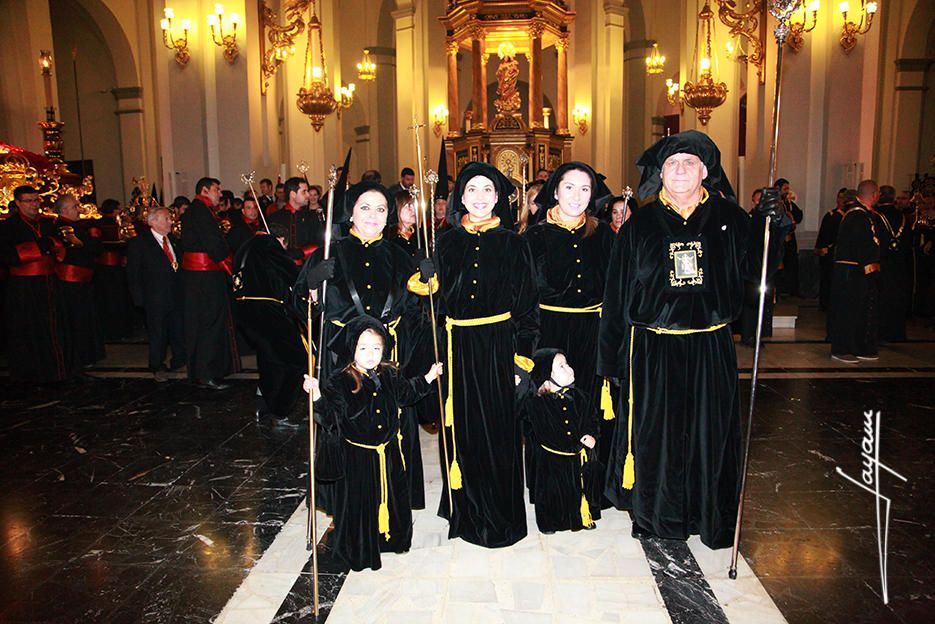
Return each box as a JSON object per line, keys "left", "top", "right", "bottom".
{"left": 494, "top": 54, "right": 521, "bottom": 115}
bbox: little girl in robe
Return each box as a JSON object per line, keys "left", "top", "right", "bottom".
{"left": 521, "top": 348, "right": 601, "bottom": 533}
{"left": 304, "top": 315, "right": 442, "bottom": 571}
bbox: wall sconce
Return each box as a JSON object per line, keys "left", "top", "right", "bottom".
{"left": 645, "top": 42, "right": 666, "bottom": 75}
{"left": 665, "top": 79, "right": 684, "bottom": 113}
{"left": 571, "top": 104, "right": 590, "bottom": 135}
{"left": 713, "top": 0, "right": 766, "bottom": 83}
{"left": 839, "top": 0, "right": 877, "bottom": 54}
{"left": 160, "top": 8, "right": 191, "bottom": 67}
{"left": 335, "top": 83, "right": 356, "bottom": 118}
{"left": 357, "top": 48, "right": 376, "bottom": 81}
{"left": 432, "top": 105, "right": 449, "bottom": 137}
{"left": 259, "top": 1, "right": 304, "bottom": 95}
{"left": 788, "top": 1, "right": 820, "bottom": 52}
{"left": 207, "top": 4, "right": 240, "bottom": 64}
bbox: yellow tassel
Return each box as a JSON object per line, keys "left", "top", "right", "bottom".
{"left": 622, "top": 452, "right": 635, "bottom": 490}
{"left": 449, "top": 458, "right": 463, "bottom": 490}
{"left": 444, "top": 395, "right": 454, "bottom": 427}
{"left": 600, "top": 377, "right": 615, "bottom": 420}
{"left": 378, "top": 501, "right": 390, "bottom": 539}
{"left": 580, "top": 494, "right": 593, "bottom": 528}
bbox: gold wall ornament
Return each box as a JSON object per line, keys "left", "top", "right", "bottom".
{"left": 160, "top": 8, "right": 192, "bottom": 67}
{"left": 714, "top": 0, "right": 766, "bottom": 82}
{"left": 208, "top": 4, "right": 240, "bottom": 64}
{"left": 684, "top": 2, "right": 728, "bottom": 126}
{"left": 357, "top": 48, "right": 376, "bottom": 81}
{"left": 645, "top": 42, "right": 666, "bottom": 75}
{"left": 259, "top": 0, "right": 309, "bottom": 95}
{"left": 432, "top": 105, "right": 449, "bottom": 137}
{"left": 666, "top": 79, "right": 685, "bottom": 113}
{"left": 839, "top": 0, "right": 877, "bottom": 54}
{"left": 336, "top": 83, "right": 356, "bottom": 119}
{"left": 787, "top": 0, "right": 819, "bottom": 51}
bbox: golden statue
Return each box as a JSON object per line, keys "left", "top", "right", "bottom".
{"left": 494, "top": 53, "right": 521, "bottom": 115}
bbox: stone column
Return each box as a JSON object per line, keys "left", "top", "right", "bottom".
{"left": 528, "top": 21, "right": 544, "bottom": 128}
{"left": 471, "top": 26, "right": 484, "bottom": 131}
{"left": 556, "top": 33, "right": 569, "bottom": 134}
{"left": 446, "top": 39, "right": 460, "bottom": 135}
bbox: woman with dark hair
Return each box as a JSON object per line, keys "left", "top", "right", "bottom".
{"left": 596, "top": 193, "right": 637, "bottom": 234}
{"left": 523, "top": 162, "right": 614, "bottom": 508}
{"left": 297, "top": 181, "right": 425, "bottom": 511}
{"left": 432, "top": 162, "right": 539, "bottom": 548}
{"left": 388, "top": 190, "right": 419, "bottom": 258}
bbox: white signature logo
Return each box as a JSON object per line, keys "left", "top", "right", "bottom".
{"left": 834, "top": 410, "right": 907, "bottom": 604}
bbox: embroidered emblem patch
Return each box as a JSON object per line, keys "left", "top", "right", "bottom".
{"left": 669, "top": 240, "right": 704, "bottom": 287}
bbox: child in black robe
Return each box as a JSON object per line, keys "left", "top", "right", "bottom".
{"left": 304, "top": 315, "right": 442, "bottom": 571}
{"left": 521, "top": 348, "right": 600, "bottom": 534}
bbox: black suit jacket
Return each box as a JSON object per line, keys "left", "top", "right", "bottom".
{"left": 127, "top": 230, "right": 182, "bottom": 310}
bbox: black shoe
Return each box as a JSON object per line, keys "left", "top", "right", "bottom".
{"left": 630, "top": 518, "right": 654, "bottom": 539}
{"left": 199, "top": 379, "right": 231, "bottom": 391}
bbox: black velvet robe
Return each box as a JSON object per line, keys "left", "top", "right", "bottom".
{"left": 55, "top": 217, "right": 105, "bottom": 367}
{"left": 314, "top": 367, "right": 433, "bottom": 571}
{"left": 92, "top": 215, "right": 133, "bottom": 340}
{"left": 521, "top": 387, "right": 601, "bottom": 533}
{"left": 233, "top": 235, "right": 304, "bottom": 417}
{"left": 598, "top": 194, "right": 785, "bottom": 549}
{"left": 0, "top": 214, "right": 74, "bottom": 382}
{"left": 524, "top": 219, "right": 614, "bottom": 506}
{"left": 830, "top": 206, "right": 880, "bottom": 357}
{"left": 268, "top": 206, "right": 325, "bottom": 262}
{"left": 296, "top": 234, "right": 420, "bottom": 510}
{"left": 875, "top": 204, "right": 913, "bottom": 342}
{"left": 434, "top": 224, "right": 539, "bottom": 548}
{"left": 180, "top": 199, "right": 241, "bottom": 381}
{"left": 815, "top": 208, "right": 845, "bottom": 313}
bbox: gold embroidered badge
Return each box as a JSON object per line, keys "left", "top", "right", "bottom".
{"left": 668, "top": 240, "right": 704, "bottom": 287}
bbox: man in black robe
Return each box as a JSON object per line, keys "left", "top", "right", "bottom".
{"left": 180, "top": 177, "right": 240, "bottom": 390}
{"left": 0, "top": 186, "right": 75, "bottom": 383}
{"left": 233, "top": 222, "right": 304, "bottom": 424}
{"left": 829, "top": 180, "right": 881, "bottom": 363}
{"left": 92, "top": 198, "right": 133, "bottom": 341}
{"left": 268, "top": 177, "right": 323, "bottom": 266}
{"left": 875, "top": 185, "right": 913, "bottom": 342}
{"left": 598, "top": 131, "right": 787, "bottom": 549}
{"left": 814, "top": 188, "right": 849, "bottom": 314}
{"left": 775, "top": 178, "right": 804, "bottom": 297}
{"left": 53, "top": 194, "right": 105, "bottom": 368}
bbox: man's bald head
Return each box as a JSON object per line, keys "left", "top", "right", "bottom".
{"left": 857, "top": 179, "right": 880, "bottom": 208}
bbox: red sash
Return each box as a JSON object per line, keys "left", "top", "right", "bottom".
{"left": 182, "top": 251, "right": 232, "bottom": 275}
{"left": 10, "top": 255, "right": 55, "bottom": 277}
{"left": 55, "top": 264, "right": 94, "bottom": 283}
{"left": 96, "top": 249, "right": 125, "bottom": 267}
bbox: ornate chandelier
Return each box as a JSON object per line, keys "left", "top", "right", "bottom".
{"left": 357, "top": 48, "right": 376, "bottom": 81}
{"left": 645, "top": 43, "right": 666, "bottom": 75}
{"left": 296, "top": 0, "right": 337, "bottom": 131}
{"left": 682, "top": 1, "right": 728, "bottom": 126}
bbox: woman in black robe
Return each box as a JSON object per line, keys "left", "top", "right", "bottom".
{"left": 433, "top": 162, "right": 539, "bottom": 548}
{"left": 306, "top": 316, "right": 440, "bottom": 571}
{"left": 296, "top": 181, "right": 422, "bottom": 513}
{"left": 520, "top": 348, "right": 600, "bottom": 533}
{"left": 524, "top": 162, "right": 613, "bottom": 508}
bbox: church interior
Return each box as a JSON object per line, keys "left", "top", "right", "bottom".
{"left": 1, "top": 0, "right": 934, "bottom": 623}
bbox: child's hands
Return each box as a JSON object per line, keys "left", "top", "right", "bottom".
{"left": 515, "top": 374, "right": 521, "bottom": 386}
{"left": 580, "top": 435, "right": 596, "bottom": 449}
{"left": 424, "top": 362, "right": 444, "bottom": 383}
{"left": 304, "top": 374, "right": 321, "bottom": 401}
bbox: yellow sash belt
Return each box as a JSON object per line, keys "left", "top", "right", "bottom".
{"left": 539, "top": 303, "right": 614, "bottom": 421}
{"left": 443, "top": 310, "right": 512, "bottom": 490}
{"left": 540, "top": 444, "right": 593, "bottom": 527}
{"left": 622, "top": 322, "right": 728, "bottom": 490}
{"left": 345, "top": 435, "right": 404, "bottom": 541}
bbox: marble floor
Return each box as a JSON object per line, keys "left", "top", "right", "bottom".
{"left": 1, "top": 300, "right": 933, "bottom": 623}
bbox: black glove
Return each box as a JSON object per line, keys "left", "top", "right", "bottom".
{"left": 37, "top": 236, "right": 56, "bottom": 255}
{"left": 305, "top": 258, "right": 336, "bottom": 290}
{"left": 754, "top": 188, "right": 784, "bottom": 223}
{"left": 418, "top": 258, "right": 436, "bottom": 283}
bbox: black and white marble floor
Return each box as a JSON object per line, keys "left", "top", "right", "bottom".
{"left": 1, "top": 301, "right": 934, "bottom": 623}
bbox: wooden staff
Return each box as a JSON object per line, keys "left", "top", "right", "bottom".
{"left": 410, "top": 120, "right": 453, "bottom": 512}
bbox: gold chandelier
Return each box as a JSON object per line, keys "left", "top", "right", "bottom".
{"left": 682, "top": 1, "right": 728, "bottom": 126}
{"left": 296, "top": 0, "right": 337, "bottom": 131}
{"left": 645, "top": 42, "right": 666, "bottom": 75}
{"left": 357, "top": 48, "right": 376, "bottom": 81}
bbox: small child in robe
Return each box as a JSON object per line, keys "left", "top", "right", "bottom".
{"left": 520, "top": 348, "right": 601, "bottom": 533}
{"left": 304, "top": 315, "right": 442, "bottom": 571}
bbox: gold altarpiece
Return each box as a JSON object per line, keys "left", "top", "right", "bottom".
{"left": 440, "top": 1, "right": 575, "bottom": 183}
